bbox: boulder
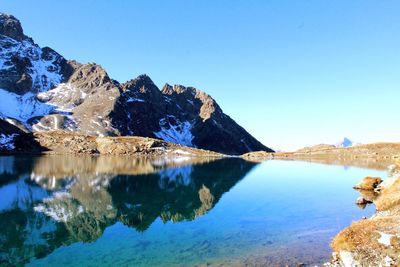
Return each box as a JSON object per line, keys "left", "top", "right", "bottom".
{"left": 353, "top": 176, "right": 383, "bottom": 191}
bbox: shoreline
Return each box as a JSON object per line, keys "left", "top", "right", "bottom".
{"left": 0, "top": 131, "right": 226, "bottom": 158}
{"left": 326, "top": 161, "right": 400, "bottom": 266}
{"left": 3, "top": 134, "right": 400, "bottom": 265}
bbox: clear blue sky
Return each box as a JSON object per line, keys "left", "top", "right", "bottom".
{"left": 2, "top": 0, "right": 400, "bottom": 151}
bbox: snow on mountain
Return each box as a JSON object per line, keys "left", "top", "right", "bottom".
{"left": 336, "top": 137, "right": 353, "bottom": 148}
{"left": 37, "top": 83, "right": 86, "bottom": 112}
{"left": 33, "top": 192, "right": 78, "bottom": 222}
{"left": 0, "top": 133, "right": 18, "bottom": 150}
{"left": 0, "top": 13, "right": 273, "bottom": 155}
{"left": 0, "top": 36, "right": 63, "bottom": 92}
{"left": 0, "top": 17, "right": 67, "bottom": 129}
{"left": 0, "top": 89, "right": 54, "bottom": 123}
{"left": 154, "top": 117, "right": 194, "bottom": 147}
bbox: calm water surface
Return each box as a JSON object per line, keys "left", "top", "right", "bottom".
{"left": 0, "top": 155, "right": 386, "bottom": 266}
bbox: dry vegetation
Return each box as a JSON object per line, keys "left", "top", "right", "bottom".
{"left": 329, "top": 161, "right": 400, "bottom": 266}
{"left": 280, "top": 143, "right": 400, "bottom": 161}
{"left": 375, "top": 177, "right": 400, "bottom": 213}
{"left": 353, "top": 176, "right": 382, "bottom": 190}
{"left": 243, "top": 143, "right": 400, "bottom": 170}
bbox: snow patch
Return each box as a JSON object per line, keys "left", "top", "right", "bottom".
{"left": 339, "top": 251, "right": 361, "bottom": 267}
{"left": 336, "top": 137, "right": 353, "bottom": 148}
{"left": 383, "top": 256, "right": 394, "bottom": 266}
{"left": 0, "top": 89, "right": 54, "bottom": 122}
{"left": 377, "top": 231, "right": 393, "bottom": 246}
{"left": 124, "top": 90, "right": 145, "bottom": 103}
{"left": 33, "top": 192, "right": 77, "bottom": 222}
{"left": 0, "top": 133, "right": 18, "bottom": 150}
{"left": 127, "top": 97, "right": 145, "bottom": 103}
{"left": 154, "top": 117, "right": 194, "bottom": 146}
{"left": 0, "top": 36, "right": 63, "bottom": 92}
{"left": 151, "top": 156, "right": 192, "bottom": 166}
{"left": 34, "top": 205, "right": 73, "bottom": 222}
{"left": 37, "top": 83, "right": 83, "bottom": 112}
{"left": 173, "top": 149, "right": 192, "bottom": 155}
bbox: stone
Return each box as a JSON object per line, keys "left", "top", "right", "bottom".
{"left": 353, "top": 177, "right": 383, "bottom": 190}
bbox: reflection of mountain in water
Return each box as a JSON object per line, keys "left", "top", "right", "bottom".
{"left": 0, "top": 155, "right": 257, "bottom": 266}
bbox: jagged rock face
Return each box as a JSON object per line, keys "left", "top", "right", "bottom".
{"left": 0, "top": 33, "right": 68, "bottom": 95}
{"left": 0, "top": 14, "right": 27, "bottom": 41}
{"left": 0, "top": 13, "right": 272, "bottom": 154}
{"left": 112, "top": 80, "right": 271, "bottom": 154}
{"left": 112, "top": 74, "right": 166, "bottom": 137}
{"left": 160, "top": 84, "right": 271, "bottom": 154}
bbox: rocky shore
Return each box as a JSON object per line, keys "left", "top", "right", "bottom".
{"left": 0, "top": 130, "right": 224, "bottom": 157}
{"left": 327, "top": 161, "right": 400, "bottom": 266}
{"left": 243, "top": 143, "right": 400, "bottom": 161}
{"left": 243, "top": 146, "right": 400, "bottom": 266}
{"left": 242, "top": 143, "right": 400, "bottom": 170}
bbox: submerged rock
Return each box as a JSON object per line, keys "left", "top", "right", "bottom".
{"left": 355, "top": 196, "right": 372, "bottom": 206}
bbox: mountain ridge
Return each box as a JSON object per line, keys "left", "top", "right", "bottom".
{"left": 0, "top": 13, "right": 272, "bottom": 155}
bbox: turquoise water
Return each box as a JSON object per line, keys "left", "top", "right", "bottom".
{"left": 0, "top": 156, "right": 385, "bottom": 266}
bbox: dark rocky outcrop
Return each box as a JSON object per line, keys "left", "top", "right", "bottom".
{"left": 0, "top": 118, "right": 44, "bottom": 153}
{"left": 0, "top": 13, "right": 272, "bottom": 155}
{"left": 0, "top": 13, "right": 27, "bottom": 41}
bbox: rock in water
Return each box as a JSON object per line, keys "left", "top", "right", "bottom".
{"left": 353, "top": 176, "right": 383, "bottom": 190}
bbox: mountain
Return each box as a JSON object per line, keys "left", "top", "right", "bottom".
{"left": 335, "top": 137, "right": 353, "bottom": 148}
{"left": 0, "top": 13, "right": 272, "bottom": 155}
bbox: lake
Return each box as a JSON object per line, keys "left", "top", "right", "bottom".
{"left": 0, "top": 155, "right": 386, "bottom": 266}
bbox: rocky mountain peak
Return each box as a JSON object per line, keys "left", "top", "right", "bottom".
{"left": 162, "top": 84, "right": 217, "bottom": 121}
{"left": 336, "top": 137, "right": 353, "bottom": 148}
{"left": 0, "top": 13, "right": 27, "bottom": 41}
{"left": 161, "top": 83, "right": 173, "bottom": 94}
{"left": 195, "top": 90, "right": 218, "bottom": 121}
{"left": 0, "top": 14, "right": 68, "bottom": 96}
{"left": 122, "top": 74, "right": 159, "bottom": 94}
{"left": 173, "top": 84, "right": 190, "bottom": 94}
{"left": 0, "top": 13, "right": 273, "bottom": 155}
{"left": 162, "top": 84, "right": 196, "bottom": 96}
{"left": 67, "top": 63, "right": 112, "bottom": 89}
{"left": 119, "top": 74, "right": 164, "bottom": 111}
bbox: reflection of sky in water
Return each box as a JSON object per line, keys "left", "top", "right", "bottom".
{"left": 0, "top": 156, "right": 386, "bottom": 266}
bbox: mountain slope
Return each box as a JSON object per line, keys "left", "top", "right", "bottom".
{"left": 0, "top": 13, "right": 272, "bottom": 155}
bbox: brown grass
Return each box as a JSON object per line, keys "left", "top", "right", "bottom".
{"left": 332, "top": 216, "right": 400, "bottom": 265}
{"left": 353, "top": 176, "right": 382, "bottom": 190}
{"left": 376, "top": 177, "right": 400, "bottom": 212}
{"left": 330, "top": 162, "right": 400, "bottom": 265}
